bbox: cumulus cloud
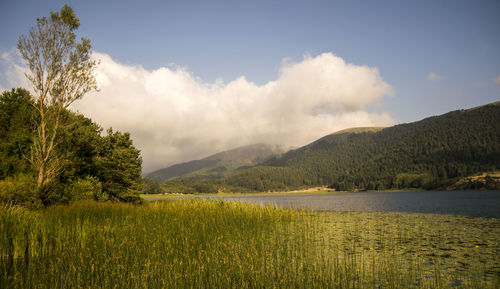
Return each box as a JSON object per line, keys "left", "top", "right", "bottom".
{"left": 1, "top": 50, "right": 395, "bottom": 173}
{"left": 494, "top": 75, "right": 500, "bottom": 85}
{"left": 427, "top": 72, "right": 444, "bottom": 81}
{"left": 0, "top": 49, "right": 30, "bottom": 93}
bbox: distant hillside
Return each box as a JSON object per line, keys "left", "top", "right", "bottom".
{"left": 147, "top": 143, "right": 285, "bottom": 182}
{"left": 329, "top": 127, "right": 385, "bottom": 135}
{"left": 225, "top": 101, "right": 500, "bottom": 192}
{"left": 147, "top": 159, "right": 219, "bottom": 182}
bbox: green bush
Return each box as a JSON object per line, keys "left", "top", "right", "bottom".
{"left": 394, "top": 172, "right": 434, "bottom": 189}
{"left": 0, "top": 174, "right": 41, "bottom": 209}
{"left": 66, "top": 176, "right": 108, "bottom": 202}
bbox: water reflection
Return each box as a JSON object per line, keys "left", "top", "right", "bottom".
{"left": 146, "top": 190, "right": 500, "bottom": 218}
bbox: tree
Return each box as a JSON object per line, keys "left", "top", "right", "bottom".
{"left": 0, "top": 88, "right": 35, "bottom": 179}
{"left": 17, "top": 5, "right": 97, "bottom": 198}
{"left": 1, "top": 89, "right": 145, "bottom": 206}
{"left": 95, "top": 129, "right": 143, "bottom": 202}
{"left": 143, "top": 178, "right": 164, "bottom": 194}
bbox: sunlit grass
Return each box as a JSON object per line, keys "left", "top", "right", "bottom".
{"left": 1, "top": 199, "right": 499, "bottom": 288}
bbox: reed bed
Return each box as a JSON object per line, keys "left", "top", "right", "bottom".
{"left": 0, "top": 199, "right": 499, "bottom": 288}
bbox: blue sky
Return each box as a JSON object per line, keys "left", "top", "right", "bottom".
{"left": 1, "top": 0, "right": 499, "bottom": 170}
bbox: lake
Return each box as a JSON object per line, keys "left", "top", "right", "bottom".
{"left": 145, "top": 190, "right": 500, "bottom": 218}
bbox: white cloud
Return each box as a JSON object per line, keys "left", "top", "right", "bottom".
{"left": 494, "top": 75, "right": 500, "bottom": 85}
{"left": 427, "top": 72, "right": 444, "bottom": 81}
{"left": 1, "top": 50, "right": 395, "bottom": 173}
{"left": 0, "top": 49, "right": 30, "bottom": 93}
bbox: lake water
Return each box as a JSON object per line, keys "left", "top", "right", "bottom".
{"left": 145, "top": 190, "right": 500, "bottom": 218}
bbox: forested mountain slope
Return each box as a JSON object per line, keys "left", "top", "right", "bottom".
{"left": 225, "top": 102, "right": 500, "bottom": 191}
{"left": 147, "top": 143, "right": 285, "bottom": 182}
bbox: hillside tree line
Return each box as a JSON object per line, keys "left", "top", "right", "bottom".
{"left": 224, "top": 104, "right": 500, "bottom": 192}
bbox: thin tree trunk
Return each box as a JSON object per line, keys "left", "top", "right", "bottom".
{"left": 37, "top": 100, "right": 46, "bottom": 186}
{"left": 37, "top": 161, "right": 45, "bottom": 186}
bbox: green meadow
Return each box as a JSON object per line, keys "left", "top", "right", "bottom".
{"left": 1, "top": 199, "right": 499, "bottom": 288}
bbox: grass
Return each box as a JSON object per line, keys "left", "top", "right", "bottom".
{"left": 1, "top": 199, "right": 499, "bottom": 288}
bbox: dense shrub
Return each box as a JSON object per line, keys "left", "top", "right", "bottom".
{"left": 0, "top": 174, "right": 41, "bottom": 209}
{"left": 66, "top": 176, "right": 107, "bottom": 201}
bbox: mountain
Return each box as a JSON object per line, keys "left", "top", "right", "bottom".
{"left": 328, "top": 127, "right": 385, "bottom": 135}
{"left": 225, "top": 101, "right": 500, "bottom": 192}
{"left": 147, "top": 143, "right": 285, "bottom": 182}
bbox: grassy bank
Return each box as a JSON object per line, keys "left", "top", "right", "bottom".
{"left": 1, "top": 200, "right": 499, "bottom": 288}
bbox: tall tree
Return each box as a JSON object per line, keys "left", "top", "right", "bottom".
{"left": 95, "top": 129, "right": 143, "bottom": 202}
{"left": 17, "top": 5, "right": 97, "bottom": 196}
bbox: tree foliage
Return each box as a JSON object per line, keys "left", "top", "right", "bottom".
{"left": 0, "top": 88, "right": 35, "bottom": 179}
{"left": 162, "top": 178, "right": 220, "bottom": 194}
{"left": 17, "top": 4, "right": 98, "bottom": 192}
{"left": 94, "top": 129, "right": 143, "bottom": 202}
{"left": 0, "top": 89, "right": 143, "bottom": 207}
{"left": 143, "top": 178, "right": 164, "bottom": 194}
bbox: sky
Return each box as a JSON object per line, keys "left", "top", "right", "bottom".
{"left": 1, "top": 0, "right": 499, "bottom": 173}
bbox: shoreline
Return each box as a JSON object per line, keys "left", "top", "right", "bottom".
{"left": 141, "top": 187, "right": 424, "bottom": 198}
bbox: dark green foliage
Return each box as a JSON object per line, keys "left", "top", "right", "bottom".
{"left": 142, "top": 177, "right": 164, "bottom": 194}
{"left": 162, "top": 178, "right": 220, "bottom": 194}
{"left": 161, "top": 178, "right": 197, "bottom": 194}
{"left": 225, "top": 166, "right": 306, "bottom": 192}
{"left": 225, "top": 102, "right": 500, "bottom": 192}
{"left": 65, "top": 176, "right": 107, "bottom": 201}
{"left": 0, "top": 88, "right": 35, "bottom": 179}
{"left": 57, "top": 112, "right": 103, "bottom": 180}
{"left": 0, "top": 88, "right": 143, "bottom": 206}
{"left": 393, "top": 173, "right": 434, "bottom": 189}
{"left": 94, "top": 129, "right": 143, "bottom": 202}
{"left": 36, "top": 112, "right": 108, "bottom": 206}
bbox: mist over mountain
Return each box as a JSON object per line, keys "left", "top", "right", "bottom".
{"left": 215, "top": 101, "right": 499, "bottom": 192}
{"left": 147, "top": 143, "right": 286, "bottom": 182}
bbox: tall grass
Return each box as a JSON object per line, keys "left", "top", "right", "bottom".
{"left": 1, "top": 199, "right": 499, "bottom": 288}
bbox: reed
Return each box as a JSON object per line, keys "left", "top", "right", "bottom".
{"left": 1, "top": 199, "right": 498, "bottom": 288}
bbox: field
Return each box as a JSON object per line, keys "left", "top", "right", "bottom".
{"left": 1, "top": 199, "right": 499, "bottom": 288}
